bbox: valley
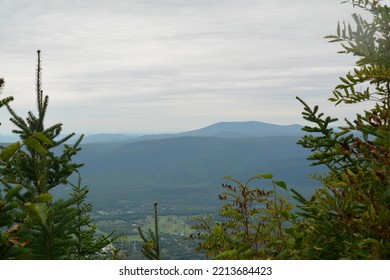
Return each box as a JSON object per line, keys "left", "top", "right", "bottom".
{"left": 54, "top": 121, "right": 325, "bottom": 259}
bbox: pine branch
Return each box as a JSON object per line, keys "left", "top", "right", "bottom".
{"left": 6, "top": 104, "right": 30, "bottom": 137}
{"left": 0, "top": 97, "right": 13, "bottom": 108}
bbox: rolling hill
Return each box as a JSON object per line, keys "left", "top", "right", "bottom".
{"left": 65, "top": 121, "right": 323, "bottom": 214}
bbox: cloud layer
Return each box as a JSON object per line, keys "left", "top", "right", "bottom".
{"left": 0, "top": 0, "right": 365, "bottom": 133}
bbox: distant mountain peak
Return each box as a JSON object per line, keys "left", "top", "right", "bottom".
{"left": 179, "top": 121, "right": 303, "bottom": 138}
{"left": 77, "top": 121, "right": 304, "bottom": 144}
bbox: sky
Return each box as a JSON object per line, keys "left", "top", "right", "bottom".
{"left": 0, "top": 0, "right": 383, "bottom": 134}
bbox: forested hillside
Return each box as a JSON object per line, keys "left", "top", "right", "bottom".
{"left": 73, "top": 135, "right": 320, "bottom": 211}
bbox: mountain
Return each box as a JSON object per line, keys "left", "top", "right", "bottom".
{"left": 48, "top": 121, "right": 304, "bottom": 144}
{"left": 121, "top": 121, "right": 304, "bottom": 143}
{"left": 179, "top": 121, "right": 304, "bottom": 138}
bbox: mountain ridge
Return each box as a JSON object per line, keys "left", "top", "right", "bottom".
{"left": 78, "top": 121, "right": 304, "bottom": 143}
{"left": 71, "top": 134, "right": 321, "bottom": 211}
{"left": 179, "top": 121, "right": 303, "bottom": 138}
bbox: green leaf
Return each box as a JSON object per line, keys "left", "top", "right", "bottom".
{"left": 211, "top": 225, "right": 225, "bottom": 236}
{"left": 0, "top": 141, "right": 20, "bottom": 162}
{"left": 32, "top": 132, "right": 53, "bottom": 146}
{"left": 281, "top": 210, "right": 291, "bottom": 219}
{"left": 285, "top": 227, "right": 295, "bottom": 235}
{"left": 24, "top": 137, "right": 47, "bottom": 154}
{"left": 340, "top": 76, "right": 351, "bottom": 85}
{"left": 25, "top": 202, "right": 48, "bottom": 224}
{"left": 221, "top": 209, "right": 239, "bottom": 217}
{"left": 215, "top": 249, "right": 236, "bottom": 260}
{"left": 274, "top": 180, "right": 287, "bottom": 190}
{"left": 35, "top": 193, "right": 53, "bottom": 203}
{"left": 4, "top": 185, "right": 22, "bottom": 201}
{"left": 258, "top": 173, "right": 273, "bottom": 179}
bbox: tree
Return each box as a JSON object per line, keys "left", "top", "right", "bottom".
{"left": 0, "top": 77, "right": 14, "bottom": 119}
{"left": 191, "top": 174, "right": 294, "bottom": 259}
{"left": 0, "top": 183, "right": 28, "bottom": 259}
{"left": 0, "top": 77, "right": 27, "bottom": 259}
{"left": 291, "top": 0, "right": 390, "bottom": 259}
{"left": 0, "top": 50, "right": 113, "bottom": 259}
{"left": 69, "top": 172, "right": 115, "bottom": 259}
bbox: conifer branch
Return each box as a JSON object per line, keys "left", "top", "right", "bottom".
{"left": 6, "top": 104, "right": 30, "bottom": 137}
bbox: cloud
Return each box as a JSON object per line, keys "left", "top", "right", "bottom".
{"left": 0, "top": 0, "right": 363, "bottom": 133}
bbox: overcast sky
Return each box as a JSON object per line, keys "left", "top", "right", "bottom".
{"left": 0, "top": 0, "right": 382, "bottom": 134}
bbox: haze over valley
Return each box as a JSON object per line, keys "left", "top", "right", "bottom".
{"left": 50, "top": 121, "right": 324, "bottom": 259}
{"left": 71, "top": 121, "right": 319, "bottom": 210}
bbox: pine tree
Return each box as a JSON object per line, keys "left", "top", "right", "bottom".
{"left": 69, "top": 172, "right": 114, "bottom": 259}
{"left": 0, "top": 50, "right": 114, "bottom": 259}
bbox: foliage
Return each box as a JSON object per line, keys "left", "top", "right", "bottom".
{"left": 138, "top": 202, "right": 161, "bottom": 260}
{"left": 0, "top": 77, "right": 26, "bottom": 259}
{"left": 290, "top": 0, "right": 390, "bottom": 259}
{"left": 190, "top": 174, "right": 295, "bottom": 259}
{"left": 69, "top": 172, "right": 114, "bottom": 259}
{"left": 0, "top": 50, "right": 114, "bottom": 259}
{"left": 0, "top": 185, "right": 28, "bottom": 259}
